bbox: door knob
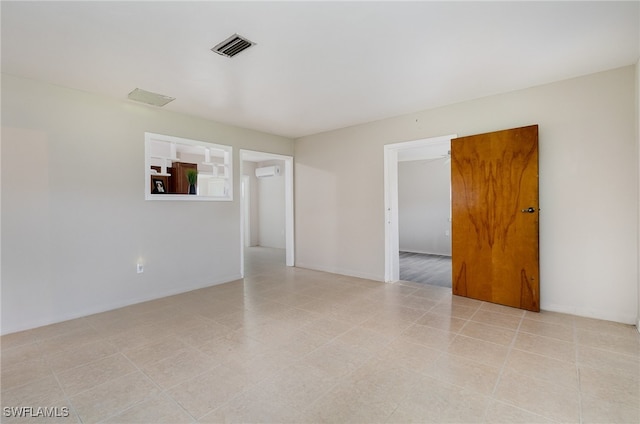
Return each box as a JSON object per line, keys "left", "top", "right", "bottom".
{"left": 521, "top": 207, "right": 536, "bottom": 213}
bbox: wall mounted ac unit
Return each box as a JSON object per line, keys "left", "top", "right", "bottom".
{"left": 255, "top": 166, "right": 281, "bottom": 178}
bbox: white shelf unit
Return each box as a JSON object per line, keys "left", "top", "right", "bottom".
{"left": 145, "top": 132, "right": 233, "bottom": 201}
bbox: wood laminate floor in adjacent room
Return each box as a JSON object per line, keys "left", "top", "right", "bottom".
{"left": 399, "top": 251, "right": 452, "bottom": 288}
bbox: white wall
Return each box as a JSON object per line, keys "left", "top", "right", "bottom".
{"left": 398, "top": 159, "right": 451, "bottom": 256}
{"left": 1, "top": 74, "right": 294, "bottom": 335}
{"left": 295, "top": 65, "right": 638, "bottom": 324}
{"left": 257, "top": 160, "right": 286, "bottom": 248}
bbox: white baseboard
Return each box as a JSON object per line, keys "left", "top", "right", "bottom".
{"left": 399, "top": 249, "right": 451, "bottom": 257}
{"left": 541, "top": 302, "right": 637, "bottom": 325}
{"left": 1, "top": 273, "right": 242, "bottom": 336}
{"left": 295, "top": 261, "right": 382, "bottom": 282}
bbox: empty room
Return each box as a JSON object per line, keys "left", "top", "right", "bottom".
{"left": 2, "top": 2, "right": 639, "bottom": 423}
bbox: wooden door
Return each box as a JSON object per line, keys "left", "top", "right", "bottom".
{"left": 451, "top": 125, "right": 539, "bottom": 311}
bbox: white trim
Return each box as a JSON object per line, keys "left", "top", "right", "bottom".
{"left": 400, "top": 249, "right": 452, "bottom": 257}
{"left": 637, "top": 59, "right": 640, "bottom": 333}
{"left": 284, "top": 157, "right": 295, "bottom": 267}
{"left": 295, "top": 262, "right": 382, "bottom": 283}
{"left": 242, "top": 175, "right": 251, "bottom": 248}
{"left": 542, "top": 303, "right": 638, "bottom": 326}
{"left": 383, "top": 146, "right": 399, "bottom": 282}
{"left": 239, "top": 150, "right": 295, "bottom": 277}
{"left": 383, "top": 134, "right": 456, "bottom": 282}
{"left": 0, "top": 273, "right": 242, "bottom": 336}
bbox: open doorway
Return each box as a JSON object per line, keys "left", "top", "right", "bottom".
{"left": 239, "top": 150, "right": 294, "bottom": 278}
{"left": 398, "top": 154, "right": 452, "bottom": 287}
{"left": 384, "top": 135, "right": 455, "bottom": 284}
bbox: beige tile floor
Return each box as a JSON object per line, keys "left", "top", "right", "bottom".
{"left": 2, "top": 248, "right": 639, "bottom": 423}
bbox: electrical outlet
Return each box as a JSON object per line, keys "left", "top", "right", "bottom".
{"left": 137, "top": 263, "right": 144, "bottom": 274}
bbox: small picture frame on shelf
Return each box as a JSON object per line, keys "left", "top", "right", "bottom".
{"left": 152, "top": 179, "right": 166, "bottom": 194}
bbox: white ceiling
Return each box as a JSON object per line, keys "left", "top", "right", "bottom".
{"left": 2, "top": 1, "right": 638, "bottom": 139}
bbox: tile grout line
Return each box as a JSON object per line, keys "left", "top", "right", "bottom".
{"left": 95, "top": 349, "right": 199, "bottom": 423}
{"left": 482, "top": 308, "right": 524, "bottom": 422}
{"left": 189, "top": 309, "right": 375, "bottom": 422}
{"left": 44, "top": 360, "right": 84, "bottom": 424}
{"left": 3, "top": 253, "right": 639, "bottom": 424}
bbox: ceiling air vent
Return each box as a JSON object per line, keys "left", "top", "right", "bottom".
{"left": 211, "top": 34, "right": 255, "bottom": 58}
{"left": 127, "top": 88, "right": 175, "bottom": 107}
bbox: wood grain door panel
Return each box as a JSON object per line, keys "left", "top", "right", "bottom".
{"left": 451, "top": 125, "right": 539, "bottom": 311}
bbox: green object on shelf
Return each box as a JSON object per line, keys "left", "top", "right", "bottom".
{"left": 186, "top": 169, "right": 198, "bottom": 185}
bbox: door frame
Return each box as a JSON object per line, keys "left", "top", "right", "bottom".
{"left": 242, "top": 175, "right": 251, "bottom": 248}
{"left": 383, "top": 134, "right": 456, "bottom": 282}
{"left": 239, "top": 150, "right": 295, "bottom": 276}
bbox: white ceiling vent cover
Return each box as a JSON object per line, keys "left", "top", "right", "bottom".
{"left": 212, "top": 34, "right": 255, "bottom": 58}
{"left": 127, "top": 88, "right": 175, "bottom": 107}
